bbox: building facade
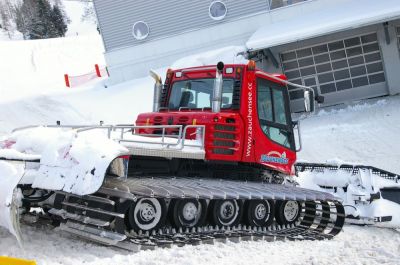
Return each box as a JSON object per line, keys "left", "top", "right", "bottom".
{"left": 93, "top": 0, "right": 400, "bottom": 111}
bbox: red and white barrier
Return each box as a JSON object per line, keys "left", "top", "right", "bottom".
{"left": 64, "top": 64, "right": 109, "bottom": 88}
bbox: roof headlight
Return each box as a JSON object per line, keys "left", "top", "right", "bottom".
{"left": 225, "top": 67, "right": 234, "bottom": 74}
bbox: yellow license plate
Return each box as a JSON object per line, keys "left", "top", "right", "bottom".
{"left": 0, "top": 256, "right": 36, "bottom": 265}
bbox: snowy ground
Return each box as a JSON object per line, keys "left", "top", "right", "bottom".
{"left": 0, "top": 224, "right": 399, "bottom": 265}
{"left": 0, "top": 35, "right": 104, "bottom": 102}
{"left": 1, "top": 61, "right": 399, "bottom": 264}
{"left": 1, "top": 2, "right": 400, "bottom": 264}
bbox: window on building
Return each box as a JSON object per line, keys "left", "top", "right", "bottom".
{"left": 280, "top": 33, "right": 385, "bottom": 100}
{"left": 268, "top": 0, "right": 309, "bottom": 10}
{"left": 132, "top": 21, "right": 149, "bottom": 40}
{"left": 209, "top": 1, "right": 227, "bottom": 21}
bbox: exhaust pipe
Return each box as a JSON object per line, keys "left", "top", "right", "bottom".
{"left": 149, "top": 70, "right": 163, "bottom": 112}
{"left": 212, "top": 62, "right": 224, "bottom": 113}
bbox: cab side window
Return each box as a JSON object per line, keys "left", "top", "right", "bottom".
{"left": 257, "top": 78, "right": 292, "bottom": 149}
{"left": 272, "top": 90, "right": 287, "bottom": 125}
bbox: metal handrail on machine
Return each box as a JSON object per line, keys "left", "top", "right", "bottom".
{"left": 11, "top": 124, "right": 206, "bottom": 151}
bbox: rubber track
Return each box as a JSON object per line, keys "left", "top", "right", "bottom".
{"left": 50, "top": 177, "right": 346, "bottom": 250}
{"left": 57, "top": 198, "right": 345, "bottom": 251}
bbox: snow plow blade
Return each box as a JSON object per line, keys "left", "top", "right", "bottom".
{"left": 0, "top": 160, "right": 26, "bottom": 246}
{"left": 296, "top": 162, "right": 400, "bottom": 227}
{"left": 0, "top": 126, "right": 129, "bottom": 239}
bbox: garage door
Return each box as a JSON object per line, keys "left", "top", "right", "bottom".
{"left": 280, "top": 33, "right": 386, "bottom": 109}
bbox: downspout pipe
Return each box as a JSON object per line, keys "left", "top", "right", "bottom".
{"left": 212, "top": 62, "right": 224, "bottom": 113}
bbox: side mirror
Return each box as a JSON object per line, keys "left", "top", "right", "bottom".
{"left": 316, "top": 95, "right": 325, "bottom": 104}
{"left": 304, "top": 90, "right": 315, "bottom": 113}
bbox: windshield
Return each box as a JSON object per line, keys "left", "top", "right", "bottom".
{"left": 168, "top": 79, "right": 234, "bottom": 109}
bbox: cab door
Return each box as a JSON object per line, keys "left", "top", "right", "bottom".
{"left": 253, "top": 76, "right": 297, "bottom": 174}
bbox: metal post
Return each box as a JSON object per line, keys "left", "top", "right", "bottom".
{"left": 120, "top": 128, "right": 124, "bottom": 140}
{"left": 162, "top": 127, "right": 165, "bottom": 146}
{"left": 150, "top": 70, "right": 163, "bottom": 112}
{"left": 212, "top": 62, "right": 224, "bottom": 113}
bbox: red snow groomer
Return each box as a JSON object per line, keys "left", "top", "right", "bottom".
{"left": 136, "top": 61, "right": 297, "bottom": 176}
{"left": 122, "top": 61, "right": 345, "bottom": 243}
{"left": 4, "top": 61, "right": 345, "bottom": 251}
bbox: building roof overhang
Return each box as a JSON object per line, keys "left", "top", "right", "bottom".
{"left": 246, "top": 0, "right": 400, "bottom": 51}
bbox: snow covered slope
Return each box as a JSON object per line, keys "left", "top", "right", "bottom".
{"left": 0, "top": 35, "right": 104, "bottom": 102}
{"left": 297, "top": 97, "right": 400, "bottom": 173}
{"left": 0, "top": 224, "right": 399, "bottom": 265}
{"left": 0, "top": 1, "right": 104, "bottom": 134}
{"left": 0, "top": 34, "right": 105, "bottom": 136}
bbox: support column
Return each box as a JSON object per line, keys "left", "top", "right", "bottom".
{"left": 377, "top": 22, "right": 400, "bottom": 95}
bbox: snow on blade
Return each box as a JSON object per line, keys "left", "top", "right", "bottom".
{"left": 2, "top": 127, "right": 129, "bottom": 195}
{"left": 0, "top": 126, "right": 129, "bottom": 237}
{"left": 0, "top": 161, "right": 25, "bottom": 240}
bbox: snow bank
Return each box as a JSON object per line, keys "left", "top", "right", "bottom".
{"left": 0, "top": 95, "right": 92, "bottom": 136}
{"left": 298, "top": 96, "right": 400, "bottom": 174}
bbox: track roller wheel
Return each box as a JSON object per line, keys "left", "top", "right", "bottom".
{"left": 209, "top": 199, "right": 242, "bottom": 227}
{"left": 275, "top": 200, "right": 302, "bottom": 225}
{"left": 128, "top": 198, "right": 167, "bottom": 232}
{"left": 244, "top": 200, "right": 274, "bottom": 227}
{"left": 170, "top": 199, "right": 207, "bottom": 228}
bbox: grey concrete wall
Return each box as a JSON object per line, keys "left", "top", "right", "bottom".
{"left": 103, "top": 12, "right": 268, "bottom": 84}
{"left": 93, "top": 0, "right": 270, "bottom": 52}
{"left": 98, "top": 0, "right": 329, "bottom": 85}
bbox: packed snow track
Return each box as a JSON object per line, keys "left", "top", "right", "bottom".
{"left": 0, "top": 224, "right": 399, "bottom": 265}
